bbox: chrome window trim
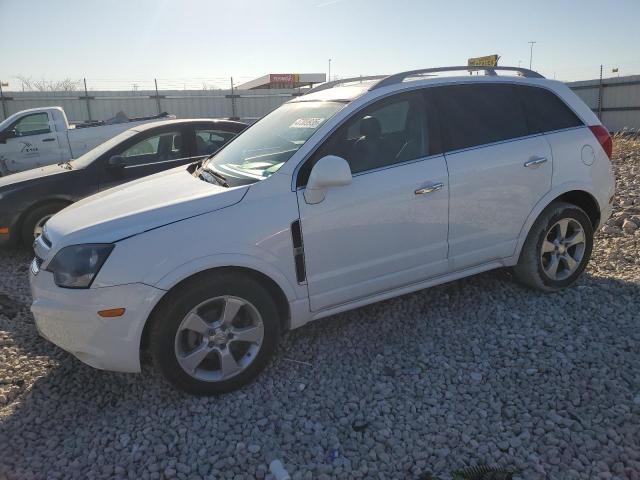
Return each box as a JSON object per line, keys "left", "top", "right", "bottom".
{"left": 290, "top": 80, "right": 587, "bottom": 190}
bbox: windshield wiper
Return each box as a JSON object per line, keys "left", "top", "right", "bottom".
{"left": 197, "top": 166, "right": 229, "bottom": 187}
{"left": 209, "top": 169, "right": 229, "bottom": 187}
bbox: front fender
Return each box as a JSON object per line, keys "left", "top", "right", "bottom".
{"left": 153, "top": 253, "right": 300, "bottom": 302}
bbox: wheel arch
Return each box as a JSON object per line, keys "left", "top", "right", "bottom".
{"left": 513, "top": 186, "right": 601, "bottom": 264}
{"left": 140, "top": 265, "right": 292, "bottom": 356}
{"left": 554, "top": 190, "right": 600, "bottom": 229}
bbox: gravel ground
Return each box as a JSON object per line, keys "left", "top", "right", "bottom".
{"left": 1, "top": 137, "right": 639, "bottom": 480}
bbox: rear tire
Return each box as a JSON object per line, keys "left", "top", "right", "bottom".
{"left": 20, "top": 202, "right": 69, "bottom": 246}
{"left": 149, "top": 272, "right": 281, "bottom": 395}
{"left": 513, "top": 202, "right": 593, "bottom": 292}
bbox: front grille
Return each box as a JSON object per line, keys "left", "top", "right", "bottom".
{"left": 31, "top": 256, "right": 43, "bottom": 275}
{"left": 32, "top": 233, "right": 51, "bottom": 274}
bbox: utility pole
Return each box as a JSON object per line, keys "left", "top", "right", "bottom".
{"left": 528, "top": 41, "right": 536, "bottom": 70}
{"left": 230, "top": 77, "right": 238, "bottom": 120}
{"left": 154, "top": 78, "right": 162, "bottom": 114}
{"left": 328, "top": 59, "right": 331, "bottom": 83}
{"left": 83, "top": 78, "right": 92, "bottom": 121}
{"left": 597, "top": 65, "right": 604, "bottom": 121}
{"left": 0, "top": 80, "right": 7, "bottom": 120}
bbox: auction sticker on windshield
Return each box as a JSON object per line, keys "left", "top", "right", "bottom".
{"left": 290, "top": 118, "right": 325, "bottom": 129}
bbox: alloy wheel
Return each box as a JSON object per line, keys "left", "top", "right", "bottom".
{"left": 174, "top": 296, "right": 264, "bottom": 382}
{"left": 540, "top": 218, "right": 586, "bottom": 281}
{"left": 33, "top": 215, "right": 53, "bottom": 238}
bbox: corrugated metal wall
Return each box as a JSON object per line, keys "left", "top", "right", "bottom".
{"left": 2, "top": 77, "right": 640, "bottom": 131}
{"left": 567, "top": 75, "right": 640, "bottom": 132}
{"left": 0, "top": 89, "right": 300, "bottom": 124}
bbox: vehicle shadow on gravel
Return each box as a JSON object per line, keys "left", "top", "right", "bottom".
{"left": 1, "top": 268, "right": 639, "bottom": 479}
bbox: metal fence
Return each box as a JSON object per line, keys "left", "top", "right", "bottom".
{"left": 2, "top": 75, "right": 640, "bottom": 131}
{"left": 566, "top": 74, "right": 640, "bottom": 132}
{"left": 0, "top": 88, "right": 302, "bottom": 124}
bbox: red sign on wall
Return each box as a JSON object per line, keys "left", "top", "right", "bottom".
{"left": 269, "top": 74, "right": 300, "bottom": 85}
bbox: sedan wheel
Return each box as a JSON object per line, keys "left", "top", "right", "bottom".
{"left": 33, "top": 214, "right": 54, "bottom": 238}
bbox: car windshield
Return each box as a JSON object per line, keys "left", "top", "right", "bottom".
{"left": 203, "top": 101, "right": 345, "bottom": 182}
{"left": 69, "top": 130, "right": 138, "bottom": 168}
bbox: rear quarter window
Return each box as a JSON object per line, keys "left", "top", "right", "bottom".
{"left": 433, "top": 83, "right": 528, "bottom": 152}
{"left": 516, "top": 85, "right": 583, "bottom": 134}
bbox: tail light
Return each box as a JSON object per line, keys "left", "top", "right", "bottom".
{"left": 589, "top": 125, "right": 613, "bottom": 160}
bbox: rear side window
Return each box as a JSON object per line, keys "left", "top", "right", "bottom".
{"left": 516, "top": 85, "right": 583, "bottom": 134}
{"left": 195, "top": 128, "right": 236, "bottom": 156}
{"left": 433, "top": 83, "right": 528, "bottom": 152}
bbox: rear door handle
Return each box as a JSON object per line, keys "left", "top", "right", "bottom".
{"left": 415, "top": 182, "right": 444, "bottom": 195}
{"left": 524, "top": 156, "right": 548, "bottom": 168}
{"left": 42, "top": 138, "right": 56, "bottom": 142}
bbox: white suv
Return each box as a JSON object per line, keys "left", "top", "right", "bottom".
{"left": 30, "top": 66, "right": 615, "bottom": 394}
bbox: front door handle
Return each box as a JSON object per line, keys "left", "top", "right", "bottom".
{"left": 415, "top": 182, "right": 444, "bottom": 195}
{"left": 42, "top": 138, "right": 56, "bottom": 142}
{"left": 524, "top": 156, "right": 548, "bottom": 168}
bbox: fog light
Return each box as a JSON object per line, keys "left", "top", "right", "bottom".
{"left": 98, "top": 308, "right": 126, "bottom": 318}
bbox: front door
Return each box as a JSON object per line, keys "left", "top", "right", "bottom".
{"left": 1, "top": 112, "right": 63, "bottom": 174}
{"left": 296, "top": 91, "right": 450, "bottom": 312}
{"left": 98, "top": 126, "right": 192, "bottom": 189}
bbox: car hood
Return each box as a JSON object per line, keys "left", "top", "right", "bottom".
{"left": 45, "top": 166, "right": 249, "bottom": 247}
{"left": 0, "top": 163, "right": 70, "bottom": 188}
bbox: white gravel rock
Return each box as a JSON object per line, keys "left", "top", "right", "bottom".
{"left": 1, "top": 135, "right": 640, "bottom": 479}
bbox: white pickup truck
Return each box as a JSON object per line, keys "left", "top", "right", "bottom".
{"left": 0, "top": 107, "right": 175, "bottom": 176}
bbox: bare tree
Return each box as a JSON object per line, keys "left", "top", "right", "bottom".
{"left": 14, "top": 75, "right": 80, "bottom": 92}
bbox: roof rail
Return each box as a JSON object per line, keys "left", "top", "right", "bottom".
{"left": 371, "top": 66, "right": 544, "bottom": 90}
{"left": 306, "top": 75, "right": 388, "bottom": 94}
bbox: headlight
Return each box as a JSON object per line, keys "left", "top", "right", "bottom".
{"left": 46, "top": 244, "right": 114, "bottom": 288}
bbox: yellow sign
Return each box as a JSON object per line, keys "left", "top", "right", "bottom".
{"left": 468, "top": 55, "right": 500, "bottom": 67}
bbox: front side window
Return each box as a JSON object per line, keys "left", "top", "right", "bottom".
{"left": 298, "top": 91, "right": 429, "bottom": 186}
{"left": 195, "top": 129, "right": 236, "bottom": 156}
{"left": 434, "top": 83, "right": 528, "bottom": 152}
{"left": 120, "top": 131, "right": 183, "bottom": 166}
{"left": 203, "top": 101, "right": 345, "bottom": 182}
{"left": 12, "top": 113, "right": 50, "bottom": 136}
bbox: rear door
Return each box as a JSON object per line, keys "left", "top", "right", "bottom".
{"left": 432, "top": 83, "right": 552, "bottom": 270}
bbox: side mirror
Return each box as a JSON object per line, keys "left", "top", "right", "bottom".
{"left": 107, "top": 155, "right": 125, "bottom": 173}
{"left": 0, "top": 129, "right": 16, "bottom": 144}
{"left": 304, "top": 155, "right": 352, "bottom": 204}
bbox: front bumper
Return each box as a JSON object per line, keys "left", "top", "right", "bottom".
{"left": 29, "top": 264, "right": 165, "bottom": 373}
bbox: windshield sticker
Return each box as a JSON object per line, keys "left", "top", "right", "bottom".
{"left": 289, "top": 117, "right": 325, "bottom": 129}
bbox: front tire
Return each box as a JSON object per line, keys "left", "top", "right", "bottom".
{"left": 149, "top": 272, "right": 281, "bottom": 395}
{"left": 20, "top": 202, "right": 69, "bottom": 246}
{"left": 513, "top": 202, "right": 593, "bottom": 292}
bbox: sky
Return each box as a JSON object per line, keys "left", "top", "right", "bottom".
{"left": 1, "top": 0, "right": 640, "bottom": 91}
